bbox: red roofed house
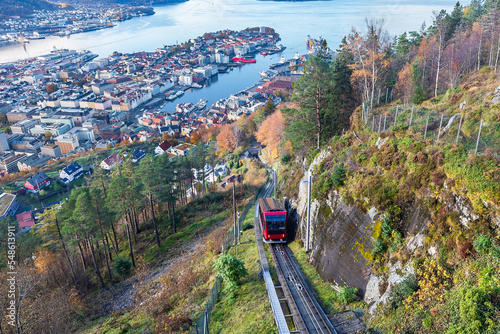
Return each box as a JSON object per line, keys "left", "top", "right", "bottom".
{"left": 100, "top": 152, "right": 122, "bottom": 170}
{"left": 16, "top": 211, "right": 35, "bottom": 229}
{"left": 24, "top": 172, "right": 50, "bottom": 193}
{"left": 155, "top": 140, "right": 172, "bottom": 156}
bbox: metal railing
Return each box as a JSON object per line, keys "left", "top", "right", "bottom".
{"left": 190, "top": 277, "right": 221, "bottom": 334}
{"left": 190, "top": 178, "right": 269, "bottom": 333}
{"left": 363, "top": 104, "right": 500, "bottom": 157}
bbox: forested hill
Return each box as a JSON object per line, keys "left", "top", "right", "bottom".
{"left": 0, "top": 0, "right": 59, "bottom": 19}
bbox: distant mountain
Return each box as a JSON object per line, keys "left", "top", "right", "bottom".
{"left": 0, "top": 0, "right": 59, "bottom": 19}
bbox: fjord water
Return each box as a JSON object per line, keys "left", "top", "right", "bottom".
{"left": 1, "top": 0, "right": 456, "bottom": 63}
{"left": 0, "top": 0, "right": 456, "bottom": 107}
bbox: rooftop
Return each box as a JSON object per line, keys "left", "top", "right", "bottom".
{"left": 0, "top": 193, "right": 16, "bottom": 217}
{"left": 16, "top": 211, "right": 35, "bottom": 229}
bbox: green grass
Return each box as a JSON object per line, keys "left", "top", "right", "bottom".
{"left": 81, "top": 311, "right": 154, "bottom": 334}
{"left": 209, "top": 213, "right": 277, "bottom": 334}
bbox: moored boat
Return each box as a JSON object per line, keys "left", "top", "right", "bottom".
{"left": 232, "top": 57, "right": 257, "bottom": 64}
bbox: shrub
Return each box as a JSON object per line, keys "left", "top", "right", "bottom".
{"left": 381, "top": 221, "right": 392, "bottom": 239}
{"left": 357, "top": 152, "right": 367, "bottom": 162}
{"left": 372, "top": 239, "right": 386, "bottom": 258}
{"left": 332, "top": 164, "right": 347, "bottom": 187}
{"left": 306, "top": 147, "right": 320, "bottom": 165}
{"left": 473, "top": 234, "right": 500, "bottom": 258}
{"left": 473, "top": 234, "right": 492, "bottom": 255}
{"left": 389, "top": 275, "right": 418, "bottom": 309}
{"left": 281, "top": 153, "right": 292, "bottom": 164}
{"left": 213, "top": 254, "right": 247, "bottom": 293}
{"left": 242, "top": 222, "right": 254, "bottom": 231}
{"left": 113, "top": 256, "right": 132, "bottom": 278}
{"left": 337, "top": 286, "right": 357, "bottom": 303}
{"left": 457, "top": 239, "right": 474, "bottom": 259}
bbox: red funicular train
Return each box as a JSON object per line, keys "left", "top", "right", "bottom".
{"left": 258, "top": 197, "right": 287, "bottom": 243}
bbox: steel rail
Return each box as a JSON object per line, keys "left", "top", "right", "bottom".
{"left": 271, "top": 244, "right": 337, "bottom": 334}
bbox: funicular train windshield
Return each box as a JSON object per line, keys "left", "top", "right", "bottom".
{"left": 265, "top": 213, "right": 286, "bottom": 235}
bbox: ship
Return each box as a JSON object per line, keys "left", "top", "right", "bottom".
{"left": 232, "top": 57, "right": 257, "bottom": 64}
{"left": 195, "top": 99, "right": 208, "bottom": 110}
{"left": 265, "top": 44, "right": 287, "bottom": 55}
{"left": 166, "top": 91, "right": 177, "bottom": 101}
{"left": 259, "top": 69, "right": 276, "bottom": 78}
{"left": 166, "top": 90, "right": 183, "bottom": 101}
{"left": 176, "top": 103, "right": 196, "bottom": 114}
{"left": 191, "top": 83, "right": 202, "bottom": 89}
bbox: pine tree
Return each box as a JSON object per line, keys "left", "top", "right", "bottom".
{"left": 284, "top": 40, "right": 354, "bottom": 152}
{"left": 411, "top": 61, "right": 427, "bottom": 104}
{"left": 73, "top": 188, "right": 106, "bottom": 288}
{"left": 138, "top": 154, "right": 162, "bottom": 247}
{"left": 108, "top": 176, "right": 136, "bottom": 267}
{"left": 284, "top": 42, "right": 334, "bottom": 151}
{"left": 446, "top": 2, "right": 464, "bottom": 41}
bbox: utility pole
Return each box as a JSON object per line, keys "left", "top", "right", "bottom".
{"left": 409, "top": 105, "right": 414, "bottom": 128}
{"left": 233, "top": 180, "right": 237, "bottom": 253}
{"left": 305, "top": 168, "right": 312, "bottom": 253}
{"left": 475, "top": 119, "right": 483, "bottom": 155}
{"left": 273, "top": 169, "right": 276, "bottom": 199}
{"left": 436, "top": 113, "right": 444, "bottom": 143}
{"left": 237, "top": 211, "right": 241, "bottom": 245}
{"left": 456, "top": 114, "right": 463, "bottom": 145}
{"left": 424, "top": 110, "right": 430, "bottom": 140}
{"left": 277, "top": 162, "right": 280, "bottom": 194}
{"left": 393, "top": 105, "right": 399, "bottom": 127}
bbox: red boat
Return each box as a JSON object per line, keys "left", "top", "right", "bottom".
{"left": 232, "top": 57, "right": 256, "bottom": 63}
{"left": 260, "top": 51, "right": 267, "bottom": 56}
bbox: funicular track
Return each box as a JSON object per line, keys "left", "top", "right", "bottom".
{"left": 270, "top": 244, "right": 336, "bottom": 334}
{"left": 255, "top": 177, "right": 336, "bottom": 333}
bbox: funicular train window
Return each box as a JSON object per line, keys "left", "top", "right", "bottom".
{"left": 266, "top": 214, "right": 285, "bottom": 234}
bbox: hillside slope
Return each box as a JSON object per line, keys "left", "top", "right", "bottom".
{"left": 0, "top": 0, "right": 59, "bottom": 19}
{"left": 278, "top": 68, "right": 500, "bottom": 333}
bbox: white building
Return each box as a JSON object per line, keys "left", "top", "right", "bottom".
{"left": 179, "top": 75, "right": 193, "bottom": 85}
{"left": 59, "top": 162, "right": 83, "bottom": 184}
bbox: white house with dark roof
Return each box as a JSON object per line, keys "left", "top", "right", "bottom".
{"left": 132, "top": 149, "right": 146, "bottom": 163}
{"left": 59, "top": 162, "right": 83, "bottom": 184}
{"left": 154, "top": 140, "right": 172, "bottom": 156}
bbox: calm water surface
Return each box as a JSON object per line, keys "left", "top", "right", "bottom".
{"left": 0, "top": 0, "right": 456, "bottom": 107}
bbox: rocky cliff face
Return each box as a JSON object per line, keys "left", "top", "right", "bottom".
{"left": 285, "top": 140, "right": 500, "bottom": 313}
{"left": 288, "top": 152, "right": 432, "bottom": 312}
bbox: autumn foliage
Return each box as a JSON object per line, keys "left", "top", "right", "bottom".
{"left": 255, "top": 110, "right": 284, "bottom": 164}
